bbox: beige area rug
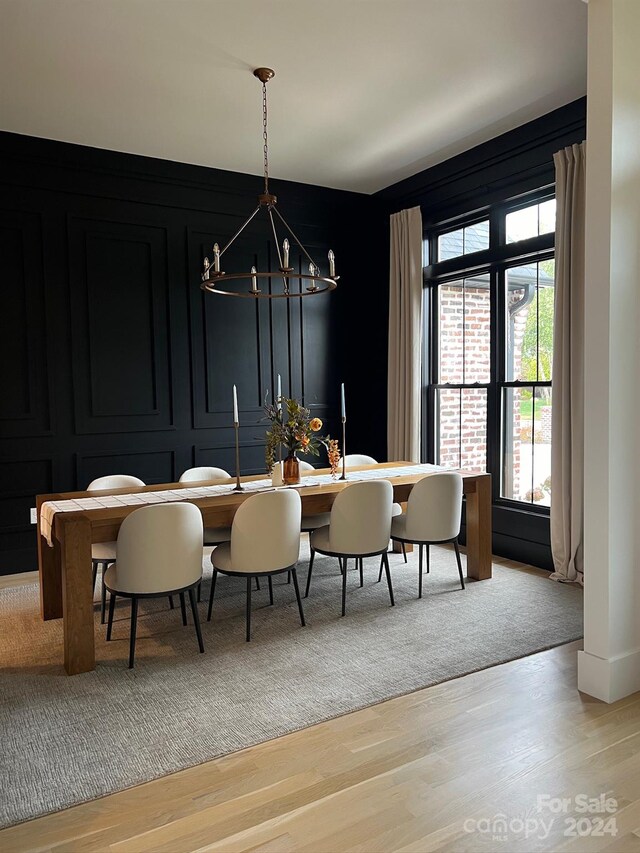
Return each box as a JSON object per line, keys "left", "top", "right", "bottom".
{"left": 0, "top": 543, "right": 582, "bottom": 828}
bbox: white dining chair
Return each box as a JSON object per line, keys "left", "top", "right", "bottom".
{"left": 343, "top": 453, "right": 378, "bottom": 466}
{"left": 307, "top": 480, "right": 395, "bottom": 616}
{"left": 207, "top": 489, "right": 305, "bottom": 641}
{"left": 179, "top": 465, "right": 232, "bottom": 483}
{"left": 177, "top": 465, "right": 262, "bottom": 599}
{"left": 342, "top": 454, "right": 404, "bottom": 560}
{"left": 88, "top": 474, "right": 146, "bottom": 624}
{"left": 179, "top": 466, "right": 234, "bottom": 546}
{"left": 386, "top": 472, "right": 465, "bottom": 597}
{"left": 104, "top": 502, "right": 205, "bottom": 668}
{"left": 298, "top": 459, "right": 331, "bottom": 534}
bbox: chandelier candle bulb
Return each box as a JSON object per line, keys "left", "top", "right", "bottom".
{"left": 328, "top": 250, "right": 335, "bottom": 278}
{"left": 283, "top": 238, "right": 290, "bottom": 269}
{"left": 250, "top": 266, "right": 258, "bottom": 293}
{"left": 233, "top": 384, "right": 239, "bottom": 424}
{"left": 213, "top": 243, "right": 221, "bottom": 273}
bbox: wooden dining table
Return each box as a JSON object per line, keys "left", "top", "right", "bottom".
{"left": 36, "top": 462, "right": 491, "bottom": 675}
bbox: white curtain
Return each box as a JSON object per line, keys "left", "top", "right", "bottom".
{"left": 387, "top": 206, "right": 423, "bottom": 462}
{"left": 550, "top": 142, "right": 586, "bottom": 584}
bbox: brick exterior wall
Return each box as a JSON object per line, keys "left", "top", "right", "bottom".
{"left": 437, "top": 283, "right": 530, "bottom": 495}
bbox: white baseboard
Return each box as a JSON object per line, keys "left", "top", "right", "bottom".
{"left": 578, "top": 647, "right": 640, "bottom": 702}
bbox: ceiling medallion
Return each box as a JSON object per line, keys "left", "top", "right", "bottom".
{"left": 201, "top": 68, "right": 338, "bottom": 299}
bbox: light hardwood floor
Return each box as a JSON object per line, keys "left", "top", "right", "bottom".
{"left": 3, "top": 566, "right": 633, "bottom": 853}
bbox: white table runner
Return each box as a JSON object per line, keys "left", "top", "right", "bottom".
{"left": 39, "top": 463, "right": 447, "bottom": 546}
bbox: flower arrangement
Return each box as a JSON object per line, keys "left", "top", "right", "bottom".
{"left": 264, "top": 396, "right": 340, "bottom": 478}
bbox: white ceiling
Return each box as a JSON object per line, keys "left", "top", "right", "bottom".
{"left": 0, "top": 0, "right": 587, "bottom": 194}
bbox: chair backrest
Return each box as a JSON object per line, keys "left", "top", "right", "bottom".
{"left": 115, "top": 503, "right": 204, "bottom": 594}
{"left": 179, "top": 466, "right": 232, "bottom": 484}
{"left": 87, "top": 474, "right": 145, "bottom": 491}
{"left": 405, "top": 472, "right": 463, "bottom": 542}
{"left": 343, "top": 454, "right": 377, "bottom": 468}
{"left": 298, "top": 460, "right": 314, "bottom": 472}
{"left": 329, "top": 480, "right": 393, "bottom": 554}
{"left": 230, "top": 489, "right": 301, "bottom": 573}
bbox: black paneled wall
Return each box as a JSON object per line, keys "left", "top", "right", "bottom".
{"left": 0, "top": 133, "right": 380, "bottom": 573}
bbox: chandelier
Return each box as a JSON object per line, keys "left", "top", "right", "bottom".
{"left": 201, "top": 68, "right": 338, "bottom": 299}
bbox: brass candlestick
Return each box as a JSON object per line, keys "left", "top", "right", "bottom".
{"left": 339, "top": 417, "right": 347, "bottom": 480}
{"left": 233, "top": 421, "right": 244, "bottom": 492}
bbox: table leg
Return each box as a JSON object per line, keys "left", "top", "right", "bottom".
{"left": 38, "top": 532, "right": 63, "bottom": 620}
{"left": 465, "top": 475, "right": 492, "bottom": 580}
{"left": 59, "top": 517, "right": 95, "bottom": 675}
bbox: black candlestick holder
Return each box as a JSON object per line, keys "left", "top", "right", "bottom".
{"left": 233, "top": 421, "right": 244, "bottom": 492}
{"left": 339, "top": 417, "right": 347, "bottom": 480}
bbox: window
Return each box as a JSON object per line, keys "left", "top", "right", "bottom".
{"left": 438, "top": 219, "right": 489, "bottom": 261}
{"left": 425, "top": 191, "right": 555, "bottom": 510}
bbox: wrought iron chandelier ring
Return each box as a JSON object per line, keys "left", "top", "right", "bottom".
{"left": 201, "top": 271, "right": 338, "bottom": 298}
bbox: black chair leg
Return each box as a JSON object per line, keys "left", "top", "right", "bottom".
{"left": 268, "top": 574, "right": 274, "bottom": 605}
{"left": 419, "top": 544, "right": 423, "bottom": 599}
{"left": 359, "top": 557, "right": 364, "bottom": 588}
{"left": 377, "top": 555, "right": 384, "bottom": 583}
{"left": 128, "top": 598, "right": 139, "bottom": 669}
{"left": 101, "top": 567, "right": 108, "bottom": 624}
{"left": 402, "top": 542, "right": 407, "bottom": 564}
{"left": 106, "top": 592, "right": 116, "bottom": 641}
{"left": 291, "top": 568, "right": 306, "bottom": 627}
{"left": 207, "top": 569, "right": 218, "bottom": 621}
{"left": 92, "top": 561, "right": 98, "bottom": 594}
{"left": 287, "top": 570, "right": 291, "bottom": 584}
{"left": 188, "top": 587, "right": 205, "bottom": 653}
{"left": 305, "top": 549, "right": 315, "bottom": 598}
{"left": 426, "top": 543, "right": 430, "bottom": 574}
{"left": 341, "top": 555, "right": 348, "bottom": 617}
{"left": 255, "top": 576, "right": 261, "bottom": 591}
{"left": 454, "top": 539, "right": 465, "bottom": 589}
{"left": 179, "top": 591, "right": 188, "bottom": 626}
{"left": 168, "top": 595, "right": 175, "bottom": 609}
{"left": 383, "top": 551, "right": 395, "bottom": 607}
{"left": 197, "top": 580, "right": 202, "bottom": 603}
{"left": 246, "top": 576, "right": 252, "bottom": 642}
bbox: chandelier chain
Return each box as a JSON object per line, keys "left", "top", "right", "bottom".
{"left": 262, "top": 81, "right": 269, "bottom": 195}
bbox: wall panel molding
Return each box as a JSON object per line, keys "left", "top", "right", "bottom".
{"left": 67, "top": 215, "right": 175, "bottom": 434}
{"left": 0, "top": 209, "right": 53, "bottom": 437}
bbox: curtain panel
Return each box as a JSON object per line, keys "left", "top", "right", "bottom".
{"left": 550, "top": 142, "right": 586, "bottom": 584}
{"left": 387, "top": 206, "right": 423, "bottom": 463}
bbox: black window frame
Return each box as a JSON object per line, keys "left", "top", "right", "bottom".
{"left": 423, "top": 185, "right": 556, "bottom": 515}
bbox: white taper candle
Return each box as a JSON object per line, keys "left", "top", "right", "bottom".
{"left": 233, "top": 384, "right": 239, "bottom": 424}
{"left": 341, "top": 383, "right": 346, "bottom": 419}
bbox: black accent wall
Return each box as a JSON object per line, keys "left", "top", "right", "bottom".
{"left": 0, "top": 132, "right": 379, "bottom": 574}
